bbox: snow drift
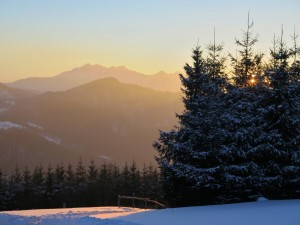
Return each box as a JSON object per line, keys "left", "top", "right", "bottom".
{"left": 0, "top": 199, "right": 299, "bottom": 225}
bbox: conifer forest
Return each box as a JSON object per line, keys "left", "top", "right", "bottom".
{"left": 0, "top": 160, "right": 162, "bottom": 210}
{"left": 154, "top": 16, "right": 300, "bottom": 207}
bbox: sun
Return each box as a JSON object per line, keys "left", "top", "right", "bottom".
{"left": 249, "top": 74, "right": 256, "bottom": 85}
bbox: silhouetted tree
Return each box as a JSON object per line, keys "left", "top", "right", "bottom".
{"left": 230, "top": 12, "right": 263, "bottom": 86}
{"left": 155, "top": 44, "right": 228, "bottom": 206}
{"left": 0, "top": 169, "right": 8, "bottom": 210}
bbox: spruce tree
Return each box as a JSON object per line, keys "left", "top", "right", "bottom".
{"left": 53, "top": 163, "right": 65, "bottom": 193}
{"left": 129, "top": 161, "right": 140, "bottom": 196}
{"left": 0, "top": 169, "right": 8, "bottom": 210}
{"left": 120, "top": 162, "right": 131, "bottom": 196}
{"left": 220, "top": 83, "right": 266, "bottom": 202}
{"left": 206, "top": 27, "right": 227, "bottom": 83}
{"left": 254, "top": 29, "right": 300, "bottom": 199}
{"left": 229, "top": 12, "right": 263, "bottom": 86}
{"left": 31, "top": 165, "right": 45, "bottom": 208}
{"left": 44, "top": 165, "right": 55, "bottom": 207}
{"left": 87, "top": 160, "right": 98, "bottom": 182}
{"left": 21, "top": 167, "right": 32, "bottom": 209}
{"left": 154, "top": 45, "right": 227, "bottom": 206}
{"left": 290, "top": 28, "right": 300, "bottom": 81}
{"left": 75, "top": 158, "right": 86, "bottom": 185}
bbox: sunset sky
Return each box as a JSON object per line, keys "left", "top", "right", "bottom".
{"left": 0, "top": 0, "right": 299, "bottom": 82}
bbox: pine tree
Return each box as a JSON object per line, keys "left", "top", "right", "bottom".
{"left": 0, "top": 169, "right": 8, "bottom": 210}
{"left": 154, "top": 45, "right": 227, "bottom": 206}
{"left": 253, "top": 28, "right": 300, "bottom": 199}
{"left": 66, "top": 164, "right": 75, "bottom": 185}
{"left": 44, "top": 165, "right": 55, "bottom": 207}
{"left": 21, "top": 166, "right": 32, "bottom": 209}
{"left": 129, "top": 161, "right": 140, "bottom": 196}
{"left": 53, "top": 163, "right": 65, "bottom": 192}
{"left": 206, "top": 27, "right": 227, "bottom": 83}
{"left": 120, "top": 162, "right": 131, "bottom": 196}
{"left": 220, "top": 84, "right": 266, "bottom": 202}
{"left": 8, "top": 166, "right": 23, "bottom": 209}
{"left": 230, "top": 12, "right": 263, "bottom": 86}
{"left": 140, "top": 163, "right": 151, "bottom": 197}
{"left": 75, "top": 158, "right": 86, "bottom": 185}
{"left": 269, "top": 27, "right": 291, "bottom": 87}
{"left": 87, "top": 160, "right": 98, "bottom": 182}
{"left": 290, "top": 28, "right": 300, "bottom": 81}
{"left": 52, "top": 163, "right": 66, "bottom": 207}
{"left": 98, "top": 163, "right": 112, "bottom": 205}
{"left": 65, "top": 164, "right": 75, "bottom": 207}
{"left": 145, "top": 163, "right": 162, "bottom": 201}
{"left": 32, "top": 164, "right": 45, "bottom": 208}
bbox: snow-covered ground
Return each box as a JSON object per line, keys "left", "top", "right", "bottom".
{"left": 0, "top": 199, "right": 299, "bottom": 225}
{"left": 0, "top": 121, "right": 23, "bottom": 130}
{"left": 27, "top": 121, "right": 44, "bottom": 130}
{"left": 43, "top": 135, "right": 62, "bottom": 145}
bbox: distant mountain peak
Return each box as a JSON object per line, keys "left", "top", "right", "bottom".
{"left": 154, "top": 70, "right": 168, "bottom": 76}
{"left": 6, "top": 64, "right": 181, "bottom": 93}
{"left": 109, "top": 65, "right": 127, "bottom": 70}
{"left": 78, "top": 63, "right": 105, "bottom": 70}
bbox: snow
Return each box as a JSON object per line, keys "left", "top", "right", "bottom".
{"left": 44, "top": 135, "right": 61, "bottom": 145}
{"left": 98, "top": 155, "right": 111, "bottom": 160}
{"left": 27, "top": 122, "right": 44, "bottom": 130}
{"left": 0, "top": 199, "right": 299, "bottom": 225}
{"left": 0, "top": 121, "right": 23, "bottom": 130}
{"left": 0, "top": 207, "right": 146, "bottom": 225}
{"left": 257, "top": 196, "right": 268, "bottom": 202}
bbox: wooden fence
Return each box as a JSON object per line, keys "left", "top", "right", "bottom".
{"left": 118, "top": 195, "right": 165, "bottom": 209}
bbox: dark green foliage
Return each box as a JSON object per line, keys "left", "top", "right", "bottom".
{"left": 155, "top": 44, "right": 227, "bottom": 206}
{"left": 0, "top": 169, "right": 9, "bottom": 210}
{"left": 229, "top": 12, "right": 263, "bottom": 87}
{"left": 155, "top": 22, "right": 300, "bottom": 207}
{"left": 0, "top": 160, "right": 162, "bottom": 211}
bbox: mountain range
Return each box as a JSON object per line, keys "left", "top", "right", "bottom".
{"left": 6, "top": 64, "right": 181, "bottom": 93}
{"left": 0, "top": 77, "right": 183, "bottom": 171}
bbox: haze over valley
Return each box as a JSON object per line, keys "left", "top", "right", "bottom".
{"left": 0, "top": 67, "right": 183, "bottom": 170}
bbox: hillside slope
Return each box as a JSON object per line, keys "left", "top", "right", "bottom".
{"left": 0, "top": 78, "right": 183, "bottom": 170}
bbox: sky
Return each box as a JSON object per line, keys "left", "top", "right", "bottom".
{"left": 0, "top": 0, "right": 299, "bottom": 83}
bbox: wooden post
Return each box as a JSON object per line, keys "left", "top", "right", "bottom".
{"left": 132, "top": 193, "right": 135, "bottom": 208}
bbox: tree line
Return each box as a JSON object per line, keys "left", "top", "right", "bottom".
{"left": 154, "top": 14, "right": 300, "bottom": 207}
{"left": 0, "top": 159, "right": 163, "bottom": 211}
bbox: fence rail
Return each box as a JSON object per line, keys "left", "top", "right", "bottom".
{"left": 118, "top": 195, "right": 165, "bottom": 209}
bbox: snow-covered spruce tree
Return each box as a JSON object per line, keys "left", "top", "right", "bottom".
{"left": 253, "top": 29, "right": 300, "bottom": 199}
{"left": 154, "top": 45, "right": 227, "bottom": 206}
{"left": 218, "top": 14, "right": 267, "bottom": 202}
{"left": 204, "top": 30, "right": 260, "bottom": 203}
